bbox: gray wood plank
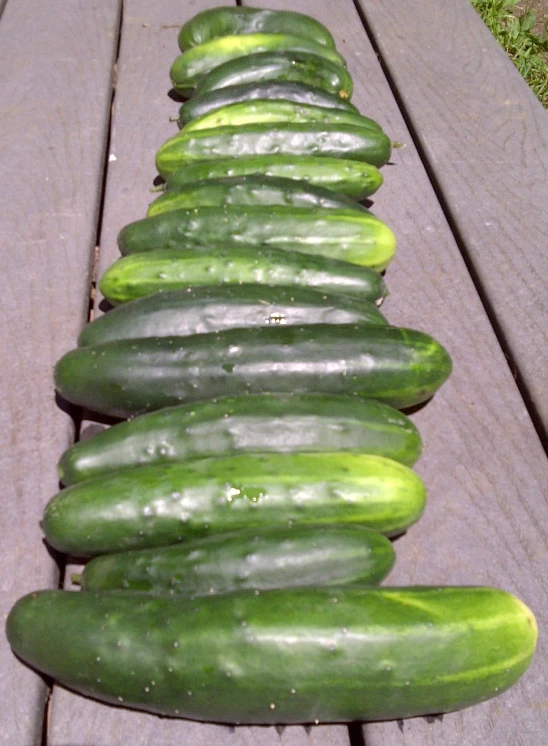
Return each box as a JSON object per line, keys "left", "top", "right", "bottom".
{"left": 0, "top": 0, "right": 122, "bottom": 744}
{"left": 357, "top": 0, "right": 548, "bottom": 443}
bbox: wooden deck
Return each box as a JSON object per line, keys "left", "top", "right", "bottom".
{"left": 1, "top": 0, "right": 547, "bottom": 744}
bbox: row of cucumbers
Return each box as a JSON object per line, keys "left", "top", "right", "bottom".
{"left": 7, "top": 5, "right": 536, "bottom": 728}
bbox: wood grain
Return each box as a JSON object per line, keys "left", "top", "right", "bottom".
{"left": 0, "top": 0, "right": 122, "bottom": 744}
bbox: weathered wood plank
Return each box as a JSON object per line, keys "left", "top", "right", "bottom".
{"left": 357, "top": 0, "right": 548, "bottom": 443}
{"left": 0, "top": 0, "right": 122, "bottom": 744}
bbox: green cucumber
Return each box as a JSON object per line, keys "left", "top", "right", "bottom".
{"left": 147, "top": 175, "right": 365, "bottom": 217}
{"left": 7, "top": 586, "right": 537, "bottom": 722}
{"left": 179, "top": 7, "right": 336, "bottom": 50}
{"left": 117, "top": 206, "right": 396, "bottom": 271}
{"left": 164, "top": 155, "right": 383, "bottom": 200}
{"left": 57, "top": 394, "right": 421, "bottom": 486}
{"left": 170, "top": 34, "right": 346, "bottom": 97}
{"left": 98, "top": 246, "right": 389, "bottom": 305}
{"left": 193, "top": 50, "right": 352, "bottom": 99}
{"left": 79, "top": 286, "right": 387, "bottom": 347}
{"left": 179, "top": 82, "right": 360, "bottom": 125}
{"left": 181, "top": 100, "right": 381, "bottom": 135}
{"left": 78, "top": 525, "right": 395, "bottom": 594}
{"left": 156, "top": 123, "right": 392, "bottom": 176}
{"left": 54, "top": 324, "right": 452, "bottom": 419}
{"left": 43, "top": 453, "right": 427, "bottom": 555}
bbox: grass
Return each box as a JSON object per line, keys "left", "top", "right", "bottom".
{"left": 471, "top": 0, "right": 548, "bottom": 107}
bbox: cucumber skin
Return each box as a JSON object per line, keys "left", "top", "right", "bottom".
{"left": 42, "top": 453, "right": 427, "bottom": 555}
{"left": 156, "top": 124, "right": 392, "bottom": 176}
{"left": 79, "top": 525, "right": 396, "bottom": 594}
{"left": 117, "top": 206, "right": 396, "bottom": 272}
{"left": 7, "top": 587, "right": 537, "bottom": 723}
{"left": 164, "top": 155, "right": 383, "bottom": 200}
{"left": 57, "top": 394, "right": 421, "bottom": 486}
{"left": 193, "top": 50, "right": 353, "bottom": 99}
{"left": 54, "top": 324, "right": 453, "bottom": 419}
{"left": 179, "top": 82, "right": 359, "bottom": 124}
{"left": 170, "top": 34, "right": 346, "bottom": 97}
{"left": 99, "top": 247, "right": 388, "bottom": 305}
{"left": 179, "top": 7, "right": 336, "bottom": 50}
{"left": 146, "top": 175, "right": 365, "bottom": 217}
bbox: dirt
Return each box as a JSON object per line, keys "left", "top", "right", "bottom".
{"left": 518, "top": 0, "right": 548, "bottom": 36}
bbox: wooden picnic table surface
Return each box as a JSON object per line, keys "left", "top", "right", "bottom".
{"left": 1, "top": 0, "right": 547, "bottom": 744}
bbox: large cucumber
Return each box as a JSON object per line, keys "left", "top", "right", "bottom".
{"left": 181, "top": 100, "right": 380, "bottom": 135}
{"left": 179, "top": 7, "right": 336, "bottom": 50}
{"left": 98, "top": 247, "right": 389, "bottom": 305}
{"left": 170, "top": 34, "right": 346, "bottom": 97}
{"left": 179, "top": 82, "right": 360, "bottom": 124}
{"left": 146, "top": 175, "right": 365, "bottom": 217}
{"left": 156, "top": 124, "right": 392, "bottom": 176}
{"left": 54, "top": 324, "right": 452, "bottom": 418}
{"left": 78, "top": 525, "right": 396, "bottom": 594}
{"left": 7, "top": 587, "right": 537, "bottom": 722}
{"left": 164, "top": 155, "right": 383, "bottom": 200}
{"left": 117, "top": 207, "right": 396, "bottom": 271}
{"left": 192, "top": 50, "right": 352, "bottom": 99}
{"left": 42, "top": 453, "right": 427, "bottom": 555}
{"left": 57, "top": 394, "right": 421, "bottom": 486}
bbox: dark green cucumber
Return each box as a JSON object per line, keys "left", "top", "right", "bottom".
{"left": 179, "top": 82, "right": 360, "bottom": 124}
{"left": 117, "top": 207, "right": 396, "bottom": 271}
{"left": 156, "top": 123, "right": 392, "bottom": 176}
{"left": 147, "top": 175, "right": 366, "bottom": 217}
{"left": 165, "top": 155, "right": 383, "bottom": 200}
{"left": 179, "top": 7, "right": 336, "bottom": 50}
{"left": 78, "top": 525, "right": 395, "bottom": 594}
{"left": 193, "top": 50, "right": 352, "bottom": 99}
{"left": 170, "top": 34, "right": 346, "bottom": 97}
{"left": 7, "top": 587, "right": 537, "bottom": 722}
{"left": 79, "top": 286, "right": 387, "bottom": 347}
{"left": 57, "top": 394, "right": 421, "bottom": 486}
{"left": 181, "top": 100, "right": 381, "bottom": 135}
{"left": 43, "top": 453, "right": 427, "bottom": 554}
{"left": 99, "top": 247, "right": 389, "bottom": 305}
{"left": 54, "top": 324, "right": 452, "bottom": 418}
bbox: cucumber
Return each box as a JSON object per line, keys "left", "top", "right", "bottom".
{"left": 170, "top": 34, "right": 347, "bottom": 97}
{"left": 98, "top": 246, "right": 389, "bottom": 305}
{"left": 156, "top": 123, "right": 392, "bottom": 176}
{"left": 193, "top": 50, "right": 353, "bottom": 99}
{"left": 54, "top": 324, "right": 452, "bottom": 419}
{"left": 57, "top": 394, "right": 421, "bottom": 486}
{"left": 179, "top": 82, "right": 360, "bottom": 125}
{"left": 117, "top": 207, "right": 396, "bottom": 271}
{"left": 78, "top": 525, "right": 396, "bottom": 594}
{"left": 146, "top": 175, "right": 365, "bottom": 217}
{"left": 181, "top": 100, "right": 381, "bottom": 135}
{"left": 42, "top": 453, "right": 427, "bottom": 555}
{"left": 79, "top": 286, "right": 387, "bottom": 347}
{"left": 164, "top": 155, "right": 383, "bottom": 200}
{"left": 7, "top": 586, "right": 537, "bottom": 722}
{"left": 179, "top": 7, "right": 336, "bottom": 50}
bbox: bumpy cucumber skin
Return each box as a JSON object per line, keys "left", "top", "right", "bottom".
{"left": 165, "top": 155, "right": 383, "bottom": 200}
{"left": 57, "top": 394, "right": 421, "bottom": 486}
{"left": 170, "top": 34, "right": 346, "bottom": 97}
{"left": 99, "top": 247, "right": 388, "bottom": 305}
{"left": 54, "top": 324, "right": 452, "bottom": 419}
{"left": 179, "top": 82, "right": 359, "bottom": 124}
{"left": 179, "top": 7, "right": 336, "bottom": 50}
{"left": 156, "top": 124, "right": 391, "bottom": 176}
{"left": 7, "top": 587, "right": 537, "bottom": 723}
{"left": 146, "top": 175, "right": 365, "bottom": 217}
{"left": 43, "top": 453, "right": 426, "bottom": 555}
{"left": 117, "top": 206, "right": 396, "bottom": 271}
{"left": 79, "top": 525, "right": 396, "bottom": 594}
{"left": 192, "top": 50, "right": 353, "bottom": 99}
